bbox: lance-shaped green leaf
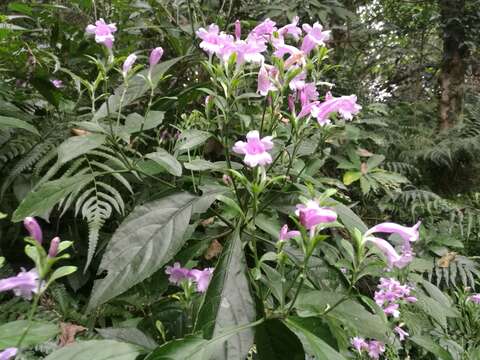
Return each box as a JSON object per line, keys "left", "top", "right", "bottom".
{"left": 0, "top": 320, "right": 58, "bottom": 348}
{"left": 255, "top": 319, "right": 305, "bottom": 360}
{"left": 146, "top": 149, "right": 182, "bottom": 177}
{"left": 57, "top": 133, "right": 107, "bottom": 164}
{"left": 0, "top": 115, "right": 39, "bottom": 135}
{"left": 88, "top": 190, "right": 222, "bottom": 309}
{"left": 44, "top": 340, "right": 141, "bottom": 360}
{"left": 195, "top": 229, "right": 255, "bottom": 360}
{"left": 94, "top": 57, "right": 182, "bottom": 121}
{"left": 12, "top": 175, "right": 93, "bottom": 222}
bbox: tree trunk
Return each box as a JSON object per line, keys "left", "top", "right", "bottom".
{"left": 438, "top": 0, "right": 467, "bottom": 130}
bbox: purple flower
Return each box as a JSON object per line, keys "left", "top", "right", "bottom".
{"left": 196, "top": 24, "right": 233, "bottom": 55}
{"left": 365, "top": 221, "right": 421, "bottom": 243}
{"left": 394, "top": 325, "right": 409, "bottom": 341}
{"left": 298, "top": 83, "right": 319, "bottom": 106}
{"left": 48, "top": 237, "right": 60, "bottom": 258}
{"left": 149, "top": 47, "right": 164, "bottom": 68}
{"left": 0, "top": 269, "right": 40, "bottom": 300}
{"left": 51, "top": 79, "right": 63, "bottom": 88}
{"left": 288, "top": 71, "right": 307, "bottom": 91}
{"left": 279, "top": 224, "right": 300, "bottom": 241}
{"left": 235, "top": 20, "right": 241, "bottom": 40}
{"left": 189, "top": 268, "right": 214, "bottom": 292}
{"left": 367, "top": 237, "right": 403, "bottom": 268}
{"left": 232, "top": 130, "right": 273, "bottom": 167}
{"left": 220, "top": 37, "right": 266, "bottom": 65}
{"left": 122, "top": 53, "right": 137, "bottom": 77}
{"left": 367, "top": 340, "right": 385, "bottom": 360}
{"left": 301, "top": 22, "right": 330, "bottom": 54}
{"left": 272, "top": 39, "right": 305, "bottom": 68}
{"left": 85, "top": 18, "right": 117, "bottom": 49}
{"left": 295, "top": 200, "right": 337, "bottom": 230}
{"left": 165, "top": 262, "right": 190, "bottom": 285}
{"left": 310, "top": 92, "right": 362, "bottom": 125}
{"left": 0, "top": 348, "right": 17, "bottom": 360}
{"left": 374, "top": 277, "right": 416, "bottom": 318}
{"left": 257, "top": 64, "right": 277, "bottom": 96}
{"left": 288, "top": 95, "right": 296, "bottom": 113}
{"left": 23, "top": 217, "right": 42, "bottom": 244}
{"left": 468, "top": 294, "right": 480, "bottom": 304}
{"left": 249, "top": 18, "right": 277, "bottom": 40}
{"left": 278, "top": 16, "right": 302, "bottom": 40}
{"left": 351, "top": 337, "right": 368, "bottom": 352}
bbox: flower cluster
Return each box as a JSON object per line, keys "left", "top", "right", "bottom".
{"left": 351, "top": 337, "right": 385, "bottom": 359}
{"left": 365, "top": 221, "right": 421, "bottom": 269}
{"left": 0, "top": 348, "right": 17, "bottom": 360}
{"left": 374, "top": 277, "right": 417, "bottom": 319}
{"left": 165, "top": 262, "right": 214, "bottom": 293}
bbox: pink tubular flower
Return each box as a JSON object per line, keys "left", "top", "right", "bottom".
{"left": 295, "top": 200, "right": 337, "bottom": 230}
{"left": 311, "top": 92, "right": 362, "bottom": 126}
{"left": 165, "top": 262, "right": 190, "bottom": 285}
{"left": 48, "top": 237, "right": 60, "bottom": 258}
{"left": 235, "top": 20, "right": 241, "bottom": 40}
{"left": 0, "top": 269, "right": 40, "bottom": 300}
{"left": 272, "top": 39, "right": 305, "bottom": 68}
{"left": 367, "top": 340, "right": 385, "bottom": 360}
{"left": 0, "top": 348, "right": 17, "bottom": 360}
{"left": 394, "top": 325, "right": 409, "bottom": 341}
{"left": 122, "top": 53, "right": 137, "bottom": 77}
{"left": 278, "top": 16, "right": 302, "bottom": 40}
{"left": 189, "top": 268, "right": 214, "bottom": 292}
{"left": 257, "top": 64, "right": 277, "bottom": 96}
{"left": 232, "top": 130, "right": 273, "bottom": 167}
{"left": 288, "top": 95, "right": 296, "bottom": 113}
{"left": 367, "top": 237, "right": 403, "bottom": 268}
{"left": 468, "top": 294, "right": 480, "bottom": 304}
{"left": 374, "top": 277, "right": 416, "bottom": 318}
{"left": 196, "top": 24, "right": 233, "bottom": 55}
{"left": 85, "top": 18, "right": 117, "bottom": 49}
{"left": 24, "top": 217, "right": 42, "bottom": 244}
{"left": 220, "top": 37, "right": 266, "bottom": 65}
{"left": 301, "top": 22, "right": 330, "bottom": 54}
{"left": 249, "top": 18, "right": 277, "bottom": 40}
{"left": 51, "top": 79, "right": 63, "bottom": 88}
{"left": 149, "top": 47, "right": 164, "bottom": 68}
{"left": 279, "top": 224, "right": 300, "bottom": 241}
{"left": 365, "top": 221, "right": 421, "bottom": 243}
{"left": 351, "top": 337, "right": 368, "bottom": 352}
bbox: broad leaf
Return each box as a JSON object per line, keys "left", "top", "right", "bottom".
{"left": 94, "top": 58, "right": 182, "bottom": 121}
{"left": 0, "top": 116, "right": 39, "bottom": 135}
{"left": 44, "top": 340, "right": 141, "bottom": 360}
{"left": 0, "top": 320, "right": 58, "bottom": 348}
{"left": 283, "top": 317, "right": 346, "bottom": 360}
{"left": 97, "top": 327, "right": 158, "bottom": 350}
{"left": 88, "top": 191, "right": 220, "bottom": 309}
{"left": 12, "top": 175, "right": 93, "bottom": 222}
{"left": 195, "top": 229, "right": 255, "bottom": 360}
{"left": 57, "top": 134, "right": 107, "bottom": 164}
{"left": 255, "top": 319, "right": 305, "bottom": 360}
{"left": 331, "top": 200, "right": 368, "bottom": 233}
{"left": 146, "top": 149, "right": 182, "bottom": 177}
{"left": 410, "top": 335, "right": 454, "bottom": 360}
{"left": 175, "top": 130, "right": 211, "bottom": 152}
{"left": 343, "top": 171, "right": 361, "bottom": 185}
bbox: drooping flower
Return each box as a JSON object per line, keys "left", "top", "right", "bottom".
{"left": 249, "top": 18, "right": 277, "bottom": 40}
{"left": 257, "top": 64, "right": 277, "bottom": 96}
{"left": 394, "top": 325, "right": 409, "bottom": 341}
{"left": 367, "top": 237, "right": 403, "bottom": 268}
{"left": 165, "top": 262, "right": 190, "bottom": 285}
{"left": 149, "top": 47, "right": 164, "bottom": 68}
{"left": 196, "top": 24, "right": 233, "bottom": 55}
{"left": 278, "top": 16, "right": 302, "bottom": 40}
{"left": 122, "top": 53, "right": 137, "bottom": 77}
{"left": 295, "top": 200, "right": 337, "bottom": 230}
{"left": 367, "top": 340, "right": 385, "bottom": 360}
{"left": 189, "top": 268, "right": 214, "bottom": 292}
{"left": 0, "top": 269, "right": 40, "bottom": 300}
{"left": 351, "top": 337, "right": 368, "bottom": 352}
{"left": 23, "top": 217, "right": 42, "bottom": 244}
{"left": 51, "top": 79, "right": 63, "bottom": 88}
{"left": 468, "top": 294, "right": 480, "bottom": 304}
{"left": 279, "top": 224, "right": 300, "bottom": 241}
{"left": 0, "top": 348, "right": 17, "bottom": 360}
{"left": 48, "top": 237, "right": 60, "bottom": 258}
{"left": 272, "top": 39, "right": 305, "bottom": 68}
{"left": 85, "top": 18, "right": 117, "bottom": 49}
{"left": 232, "top": 130, "right": 273, "bottom": 167}
{"left": 301, "top": 22, "right": 330, "bottom": 54}
{"left": 365, "top": 221, "right": 421, "bottom": 243}
{"left": 311, "top": 92, "right": 362, "bottom": 126}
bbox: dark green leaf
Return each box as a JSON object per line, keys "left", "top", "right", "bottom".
{"left": 0, "top": 320, "right": 58, "bottom": 348}
{"left": 44, "top": 340, "right": 141, "bottom": 360}
{"left": 0, "top": 116, "right": 39, "bottom": 135}
{"left": 96, "top": 328, "right": 158, "bottom": 351}
{"left": 146, "top": 149, "right": 182, "bottom": 177}
{"left": 255, "top": 319, "right": 305, "bottom": 360}
{"left": 57, "top": 134, "right": 107, "bottom": 164}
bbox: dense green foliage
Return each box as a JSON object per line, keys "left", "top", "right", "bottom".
{"left": 0, "top": 1, "right": 479, "bottom": 359}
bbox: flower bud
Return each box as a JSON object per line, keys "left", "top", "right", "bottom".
{"left": 122, "top": 53, "right": 137, "bottom": 77}
{"left": 235, "top": 20, "right": 241, "bottom": 40}
{"left": 23, "top": 217, "right": 43, "bottom": 244}
{"left": 48, "top": 237, "right": 60, "bottom": 258}
{"left": 149, "top": 47, "right": 164, "bottom": 68}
